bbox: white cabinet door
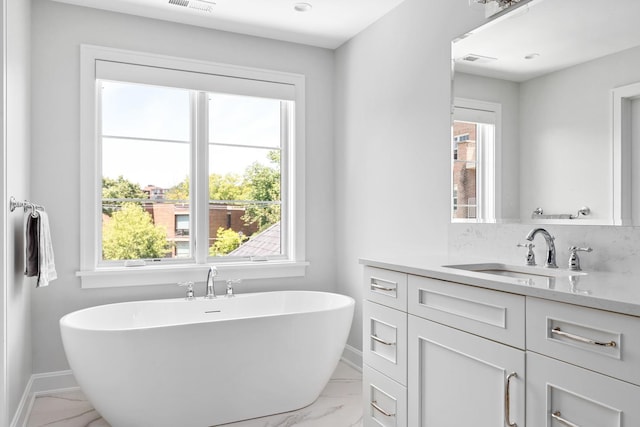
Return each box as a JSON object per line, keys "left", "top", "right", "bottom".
{"left": 408, "top": 315, "right": 525, "bottom": 427}
{"left": 527, "top": 351, "right": 640, "bottom": 427}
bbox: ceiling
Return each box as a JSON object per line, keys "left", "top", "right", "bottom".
{"left": 50, "top": 0, "right": 407, "bottom": 49}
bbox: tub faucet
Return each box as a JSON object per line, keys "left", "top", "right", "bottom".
{"left": 525, "top": 228, "right": 558, "bottom": 268}
{"left": 225, "top": 279, "right": 241, "bottom": 298}
{"left": 178, "top": 282, "right": 196, "bottom": 300}
{"left": 205, "top": 266, "right": 218, "bottom": 299}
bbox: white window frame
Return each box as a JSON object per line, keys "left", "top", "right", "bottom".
{"left": 78, "top": 45, "right": 307, "bottom": 288}
{"left": 451, "top": 97, "right": 501, "bottom": 224}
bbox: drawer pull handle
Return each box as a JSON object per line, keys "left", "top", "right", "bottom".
{"left": 370, "top": 400, "right": 395, "bottom": 417}
{"left": 371, "top": 334, "right": 396, "bottom": 346}
{"left": 552, "top": 411, "right": 580, "bottom": 427}
{"left": 370, "top": 278, "right": 397, "bottom": 292}
{"left": 505, "top": 372, "right": 517, "bottom": 427}
{"left": 551, "top": 327, "right": 617, "bottom": 347}
{"left": 370, "top": 283, "right": 396, "bottom": 291}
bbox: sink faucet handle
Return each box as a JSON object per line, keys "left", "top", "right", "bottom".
{"left": 517, "top": 243, "right": 536, "bottom": 266}
{"left": 568, "top": 246, "right": 593, "bottom": 271}
{"left": 178, "top": 281, "right": 196, "bottom": 300}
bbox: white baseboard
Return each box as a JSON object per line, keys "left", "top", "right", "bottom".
{"left": 10, "top": 370, "right": 77, "bottom": 427}
{"left": 341, "top": 344, "right": 362, "bottom": 372}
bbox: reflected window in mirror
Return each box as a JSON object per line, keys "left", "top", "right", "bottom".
{"left": 451, "top": 98, "right": 500, "bottom": 223}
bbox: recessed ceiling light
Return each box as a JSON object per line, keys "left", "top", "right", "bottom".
{"left": 294, "top": 2, "right": 312, "bottom": 12}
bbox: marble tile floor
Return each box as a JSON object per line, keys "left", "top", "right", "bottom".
{"left": 26, "top": 361, "right": 363, "bottom": 427}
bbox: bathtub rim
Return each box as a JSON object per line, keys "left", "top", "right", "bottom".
{"left": 60, "top": 290, "right": 355, "bottom": 333}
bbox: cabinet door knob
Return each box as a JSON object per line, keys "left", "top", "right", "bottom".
{"left": 505, "top": 372, "right": 518, "bottom": 427}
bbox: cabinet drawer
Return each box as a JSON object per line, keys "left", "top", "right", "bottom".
{"left": 408, "top": 275, "right": 525, "bottom": 349}
{"left": 363, "top": 301, "right": 407, "bottom": 385}
{"left": 364, "top": 266, "right": 408, "bottom": 311}
{"left": 527, "top": 297, "right": 640, "bottom": 386}
{"left": 363, "top": 365, "right": 407, "bottom": 427}
{"left": 527, "top": 351, "right": 640, "bottom": 426}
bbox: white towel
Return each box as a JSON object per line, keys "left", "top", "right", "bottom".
{"left": 37, "top": 211, "right": 57, "bottom": 287}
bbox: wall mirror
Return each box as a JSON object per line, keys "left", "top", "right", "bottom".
{"left": 451, "top": 0, "right": 640, "bottom": 226}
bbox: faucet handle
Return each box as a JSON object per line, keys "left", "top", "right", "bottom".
{"left": 517, "top": 243, "right": 536, "bottom": 266}
{"left": 178, "top": 281, "right": 196, "bottom": 300}
{"left": 568, "top": 246, "right": 592, "bottom": 271}
{"left": 226, "top": 279, "right": 241, "bottom": 298}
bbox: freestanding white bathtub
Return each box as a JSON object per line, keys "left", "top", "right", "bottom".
{"left": 60, "top": 291, "right": 354, "bottom": 427}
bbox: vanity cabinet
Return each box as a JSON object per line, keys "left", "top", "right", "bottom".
{"left": 362, "top": 263, "right": 640, "bottom": 427}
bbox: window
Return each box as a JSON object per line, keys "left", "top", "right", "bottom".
{"left": 79, "top": 46, "right": 307, "bottom": 288}
{"left": 176, "top": 215, "right": 189, "bottom": 237}
{"left": 451, "top": 98, "right": 500, "bottom": 223}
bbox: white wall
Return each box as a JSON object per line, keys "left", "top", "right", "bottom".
{"left": 333, "top": 0, "right": 485, "bottom": 352}
{"left": 5, "top": 0, "right": 32, "bottom": 420}
{"left": 30, "top": 0, "right": 335, "bottom": 374}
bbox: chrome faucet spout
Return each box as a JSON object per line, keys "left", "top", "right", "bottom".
{"left": 525, "top": 228, "right": 558, "bottom": 268}
{"left": 205, "top": 266, "right": 218, "bottom": 299}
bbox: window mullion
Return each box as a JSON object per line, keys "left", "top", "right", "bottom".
{"left": 194, "top": 91, "right": 209, "bottom": 264}
{"left": 281, "top": 101, "right": 291, "bottom": 260}
{"left": 94, "top": 82, "right": 105, "bottom": 268}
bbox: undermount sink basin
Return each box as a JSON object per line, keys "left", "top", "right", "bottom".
{"left": 443, "top": 263, "right": 584, "bottom": 279}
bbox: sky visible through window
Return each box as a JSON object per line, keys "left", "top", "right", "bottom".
{"left": 101, "top": 81, "right": 280, "bottom": 190}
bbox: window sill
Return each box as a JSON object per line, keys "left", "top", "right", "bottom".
{"left": 76, "top": 260, "right": 309, "bottom": 289}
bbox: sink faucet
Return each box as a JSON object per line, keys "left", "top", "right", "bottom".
{"left": 525, "top": 228, "right": 558, "bottom": 268}
{"left": 205, "top": 266, "right": 218, "bottom": 299}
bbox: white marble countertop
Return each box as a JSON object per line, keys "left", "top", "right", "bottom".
{"left": 359, "top": 255, "right": 640, "bottom": 317}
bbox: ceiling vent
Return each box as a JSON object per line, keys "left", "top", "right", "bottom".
{"left": 168, "top": 0, "right": 215, "bottom": 13}
{"left": 460, "top": 54, "right": 497, "bottom": 64}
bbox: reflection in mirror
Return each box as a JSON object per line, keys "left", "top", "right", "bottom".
{"left": 451, "top": 0, "right": 640, "bottom": 225}
{"left": 451, "top": 98, "right": 499, "bottom": 223}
